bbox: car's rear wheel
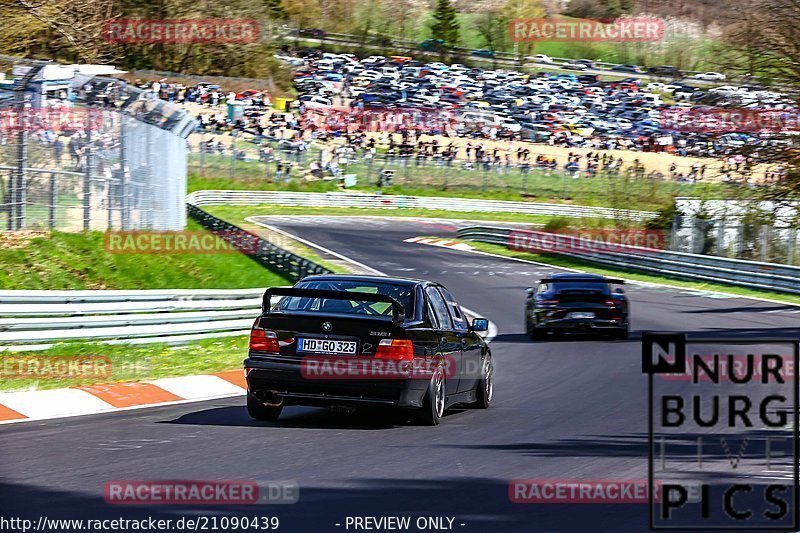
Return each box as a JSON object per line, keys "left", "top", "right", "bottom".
{"left": 472, "top": 355, "right": 493, "bottom": 409}
{"left": 529, "top": 325, "right": 546, "bottom": 340}
{"left": 247, "top": 393, "right": 283, "bottom": 421}
{"left": 612, "top": 327, "right": 629, "bottom": 340}
{"left": 417, "top": 366, "right": 445, "bottom": 426}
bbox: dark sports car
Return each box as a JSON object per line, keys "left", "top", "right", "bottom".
{"left": 524, "top": 273, "right": 629, "bottom": 340}
{"left": 244, "top": 275, "right": 493, "bottom": 425}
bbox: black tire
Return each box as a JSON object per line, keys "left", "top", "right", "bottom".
{"left": 612, "top": 328, "right": 629, "bottom": 340}
{"left": 247, "top": 393, "right": 283, "bottom": 421}
{"left": 529, "top": 325, "right": 546, "bottom": 340}
{"left": 471, "top": 354, "right": 493, "bottom": 409}
{"left": 417, "top": 366, "right": 445, "bottom": 426}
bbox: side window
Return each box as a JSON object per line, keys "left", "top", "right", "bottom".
{"left": 425, "top": 287, "right": 453, "bottom": 330}
{"left": 426, "top": 300, "right": 440, "bottom": 329}
{"left": 439, "top": 288, "right": 467, "bottom": 331}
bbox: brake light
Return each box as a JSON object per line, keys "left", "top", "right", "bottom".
{"left": 605, "top": 300, "right": 617, "bottom": 307}
{"left": 538, "top": 299, "right": 559, "bottom": 306}
{"left": 375, "top": 339, "right": 414, "bottom": 361}
{"left": 249, "top": 321, "right": 280, "bottom": 353}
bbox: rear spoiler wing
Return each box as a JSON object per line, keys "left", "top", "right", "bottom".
{"left": 262, "top": 287, "right": 406, "bottom": 324}
{"left": 539, "top": 278, "right": 625, "bottom": 285}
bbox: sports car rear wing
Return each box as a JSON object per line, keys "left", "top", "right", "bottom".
{"left": 262, "top": 287, "right": 406, "bottom": 324}
{"left": 538, "top": 278, "right": 625, "bottom": 285}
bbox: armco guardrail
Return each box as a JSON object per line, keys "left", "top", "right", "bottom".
{"left": 458, "top": 226, "right": 800, "bottom": 295}
{"left": 186, "top": 190, "right": 656, "bottom": 222}
{"left": 187, "top": 203, "right": 333, "bottom": 281}
{"left": 0, "top": 288, "right": 266, "bottom": 351}
{"left": 0, "top": 203, "right": 335, "bottom": 350}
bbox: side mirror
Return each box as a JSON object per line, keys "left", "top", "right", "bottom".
{"left": 614, "top": 288, "right": 625, "bottom": 294}
{"left": 525, "top": 287, "right": 535, "bottom": 295}
{"left": 471, "top": 318, "right": 489, "bottom": 332}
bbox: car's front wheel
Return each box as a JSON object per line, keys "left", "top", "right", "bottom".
{"left": 417, "top": 366, "right": 446, "bottom": 426}
{"left": 247, "top": 393, "right": 283, "bottom": 421}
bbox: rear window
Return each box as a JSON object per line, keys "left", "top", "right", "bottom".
{"left": 273, "top": 280, "right": 415, "bottom": 319}
{"left": 550, "top": 281, "right": 610, "bottom": 295}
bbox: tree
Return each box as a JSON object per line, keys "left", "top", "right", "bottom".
{"left": 501, "top": 0, "right": 544, "bottom": 57}
{"left": 565, "top": 0, "right": 634, "bottom": 18}
{"left": 0, "top": 0, "right": 121, "bottom": 63}
{"left": 353, "top": 0, "right": 387, "bottom": 42}
{"left": 430, "top": 0, "right": 459, "bottom": 47}
{"left": 263, "top": 0, "right": 286, "bottom": 20}
{"left": 473, "top": 7, "right": 508, "bottom": 53}
{"left": 280, "top": 0, "right": 322, "bottom": 29}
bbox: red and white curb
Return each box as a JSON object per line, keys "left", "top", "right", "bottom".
{"left": 0, "top": 370, "right": 246, "bottom": 424}
{"left": 404, "top": 236, "right": 474, "bottom": 252}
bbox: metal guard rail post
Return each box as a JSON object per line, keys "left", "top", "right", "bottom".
{"left": 186, "top": 204, "right": 333, "bottom": 282}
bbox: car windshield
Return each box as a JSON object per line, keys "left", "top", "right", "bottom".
{"left": 273, "top": 280, "right": 415, "bottom": 319}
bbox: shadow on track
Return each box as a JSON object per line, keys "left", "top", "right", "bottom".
{"left": 441, "top": 430, "right": 785, "bottom": 461}
{"left": 160, "top": 405, "right": 403, "bottom": 430}
{"left": 493, "top": 332, "right": 642, "bottom": 343}
{"left": 160, "top": 404, "right": 478, "bottom": 430}
{"left": 0, "top": 478, "right": 646, "bottom": 533}
{"left": 681, "top": 305, "right": 796, "bottom": 315}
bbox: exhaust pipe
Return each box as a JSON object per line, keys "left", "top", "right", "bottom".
{"left": 255, "top": 390, "right": 283, "bottom": 406}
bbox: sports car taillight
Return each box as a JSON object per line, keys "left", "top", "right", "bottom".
{"left": 249, "top": 321, "right": 279, "bottom": 353}
{"left": 375, "top": 339, "right": 414, "bottom": 361}
{"left": 538, "top": 299, "right": 559, "bottom": 306}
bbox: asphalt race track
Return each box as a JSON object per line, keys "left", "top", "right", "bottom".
{"left": 3, "top": 216, "right": 800, "bottom": 533}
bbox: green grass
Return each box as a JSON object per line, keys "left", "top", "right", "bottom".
{"left": 188, "top": 163, "right": 729, "bottom": 213}
{"left": 188, "top": 171, "right": 340, "bottom": 194}
{"left": 202, "top": 204, "right": 591, "bottom": 227}
{"left": 0, "top": 336, "right": 248, "bottom": 392}
{"left": 468, "top": 241, "right": 800, "bottom": 305}
{"left": 0, "top": 219, "right": 294, "bottom": 390}
{"left": 0, "top": 218, "right": 290, "bottom": 290}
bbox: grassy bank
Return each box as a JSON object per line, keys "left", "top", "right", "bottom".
{"left": 0, "top": 218, "right": 291, "bottom": 391}
{"left": 201, "top": 204, "right": 597, "bottom": 227}
{"left": 0, "top": 336, "right": 248, "bottom": 392}
{"left": 0, "top": 218, "right": 289, "bottom": 290}
{"left": 188, "top": 155, "right": 717, "bottom": 212}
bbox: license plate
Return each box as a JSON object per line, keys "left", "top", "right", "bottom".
{"left": 297, "top": 338, "right": 358, "bottom": 355}
{"left": 567, "top": 312, "right": 595, "bottom": 319}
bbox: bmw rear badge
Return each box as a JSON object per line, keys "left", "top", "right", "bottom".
{"left": 322, "top": 321, "right": 332, "bottom": 333}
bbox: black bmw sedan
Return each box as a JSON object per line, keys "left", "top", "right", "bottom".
{"left": 244, "top": 275, "right": 493, "bottom": 425}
